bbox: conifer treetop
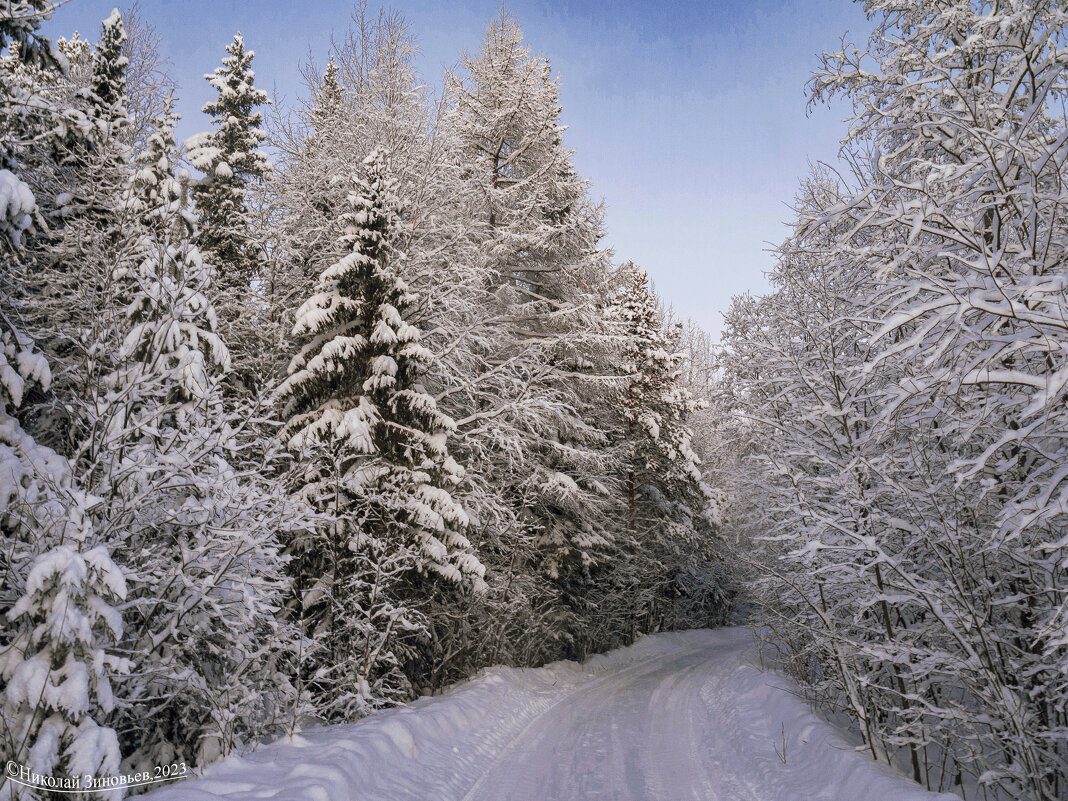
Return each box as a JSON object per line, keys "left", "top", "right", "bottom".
{"left": 91, "top": 8, "right": 128, "bottom": 117}
{"left": 196, "top": 31, "right": 271, "bottom": 172}
{"left": 122, "top": 93, "right": 183, "bottom": 237}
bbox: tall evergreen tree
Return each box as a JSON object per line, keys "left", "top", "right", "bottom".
{"left": 446, "top": 11, "right": 622, "bottom": 655}
{"left": 12, "top": 11, "right": 135, "bottom": 457}
{"left": 277, "top": 150, "right": 485, "bottom": 718}
{"left": 74, "top": 104, "right": 294, "bottom": 769}
{"left": 0, "top": 7, "right": 128, "bottom": 797}
{"left": 186, "top": 32, "right": 271, "bottom": 288}
{"left": 617, "top": 262, "right": 709, "bottom": 531}
{"left": 186, "top": 32, "right": 271, "bottom": 388}
{"left": 89, "top": 9, "right": 127, "bottom": 121}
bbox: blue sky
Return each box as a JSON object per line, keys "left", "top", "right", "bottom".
{"left": 43, "top": 0, "right": 872, "bottom": 337}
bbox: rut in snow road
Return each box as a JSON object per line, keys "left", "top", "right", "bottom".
{"left": 146, "top": 628, "right": 956, "bottom": 801}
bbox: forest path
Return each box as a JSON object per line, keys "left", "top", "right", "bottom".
{"left": 147, "top": 628, "right": 954, "bottom": 801}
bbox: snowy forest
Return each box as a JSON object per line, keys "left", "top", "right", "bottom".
{"left": 1, "top": 1, "right": 1067, "bottom": 800}
{"left": 710, "top": 3, "right": 1068, "bottom": 800}
{"left": 0, "top": 0, "right": 728, "bottom": 796}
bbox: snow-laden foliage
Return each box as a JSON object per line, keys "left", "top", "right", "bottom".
{"left": 0, "top": 0, "right": 63, "bottom": 73}
{"left": 617, "top": 263, "right": 709, "bottom": 527}
{"left": 110, "top": 111, "right": 228, "bottom": 415}
{"left": 8, "top": 13, "right": 136, "bottom": 455}
{"left": 443, "top": 12, "right": 631, "bottom": 661}
{"left": 185, "top": 31, "right": 271, "bottom": 283}
{"left": 185, "top": 32, "right": 271, "bottom": 391}
{"left": 0, "top": 311, "right": 128, "bottom": 800}
{"left": 1, "top": 501, "right": 128, "bottom": 801}
{"left": 0, "top": 169, "right": 35, "bottom": 247}
{"left": 0, "top": 8, "right": 127, "bottom": 797}
{"left": 74, "top": 104, "right": 295, "bottom": 771}
{"left": 90, "top": 9, "right": 127, "bottom": 121}
{"left": 718, "top": 4, "right": 1068, "bottom": 798}
{"left": 606, "top": 263, "right": 727, "bottom": 637}
{"left": 278, "top": 150, "right": 487, "bottom": 719}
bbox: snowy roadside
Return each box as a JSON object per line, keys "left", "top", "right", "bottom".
{"left": 144, "top": 628, "right": 957, "bottom": 801}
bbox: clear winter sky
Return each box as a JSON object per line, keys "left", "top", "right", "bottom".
{"left": 43, "top": 0, "right": 874, "bottom": 338}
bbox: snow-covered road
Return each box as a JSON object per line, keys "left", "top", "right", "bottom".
{"left": 147, "top": 628, "right": 956, "bottom": 801}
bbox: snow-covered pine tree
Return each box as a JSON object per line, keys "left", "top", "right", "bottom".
{"left": 0, "top": 225, "right": 128, "bottom": 801}
{"left": 109, "top": 96, "right": 226, "bottom": 391}
{"left": 612, "top": 262, "right": 717, "bottom": 632}
{"left": 448, "top": 11, "right": 593, "bottom": 306}
{"left": 186, "top": 32, "right": 271, "bottom": 388}
{"left": 618, "top": 262, "right": 709, "bottom": 530}
{"left": 277, "top": 149, "right": 485, "bottom": 719}
{"left": 445, "top": 11, "right": 622, "bottom": 656}
{"left": 667, "top": 315, "right": 731, "bottom": 622}
{"left": 314, "top": 55, "right": 344, "bottom": 120}
{"left": 89, "top": 9, "right": 127, "bottom": 122}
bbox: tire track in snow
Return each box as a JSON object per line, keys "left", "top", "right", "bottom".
{"left": 456, "top": 648, "right": 693, "bottom": 801}
{"left": 459, "top": 634, "right": 772, "bottom": 801}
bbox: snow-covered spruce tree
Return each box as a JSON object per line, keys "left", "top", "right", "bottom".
{"left": 186, "top": 32, "right": 271, "bottom": 388}
{"left": 53, "top": 9, "right": 130, "bottom": 221}
{"left": 669, "top": 315, "right": 731, "bottom": 623}
{"left": 1, "top": 7, "right": 127, "bottom": 212}
{"left": 186, "top": 31, "right": 271, "bottom": 284}
{"left": 0, "top": 222, "right": 128, "bottom": 801}
{"left": 0, "top": 499, "right": 128, "bottom": 801}
{"left": 612, "top": 262, "right": 720, "bottom": 632}
{"left": 445, "top": 11, "right": 622, "bottom": 658}
{"left": 277, "top": 150, "right": 485, "bottom": 719}
{"left": 89, "top": 9, "right": 126, "bottom": 121}
{"left": 267, "top": 11, "right": 532, "bottom": 685}
{"left": 618, "top": 263, "right": 708, "bottom": 529}
{"left": 71, "top": 103, "right": 295, "bottom": 770}
{"left": 267, "top": 6, "right": 485, "bottom": 392}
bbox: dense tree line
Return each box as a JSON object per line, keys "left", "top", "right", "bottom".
{"left": 716, "top": 2, "right": 1068, "bottom": 799}
{"left": 0, "top": 2, "right": 726, "bottom": 793}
